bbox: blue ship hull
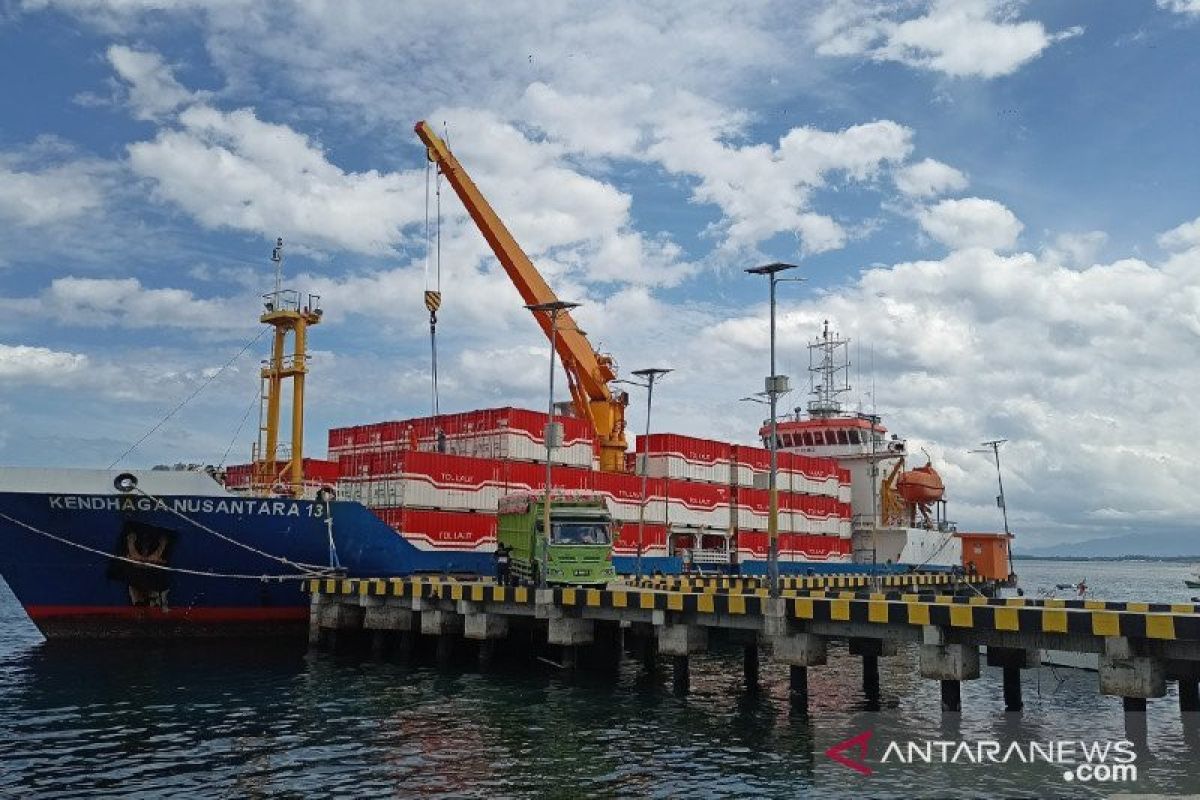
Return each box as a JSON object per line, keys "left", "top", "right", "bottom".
{"left": 0, "top": 489, "right": 489, "bottom": 638}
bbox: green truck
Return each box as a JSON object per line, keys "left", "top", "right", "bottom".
{"left": 497, "top": 491, "right": 615, "bottom": 586}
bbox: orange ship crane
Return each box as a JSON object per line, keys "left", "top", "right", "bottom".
{"left": 415, "top": 120, "right": 629, "bottom": 472}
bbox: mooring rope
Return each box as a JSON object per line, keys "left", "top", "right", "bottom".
{"left": 132, "top": 487, "right": 333, "bottom": 574}
{"left": 0, "top": 512, "right": 326, "bottom": 581}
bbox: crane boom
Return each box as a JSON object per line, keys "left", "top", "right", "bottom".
{"left": 415, "top": 120, "right": 629, "bottom": 472}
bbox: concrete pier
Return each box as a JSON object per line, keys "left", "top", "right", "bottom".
{"left": 1098, "top": 637, "right": 1165, "bottom": 700}
{"left": 306, "top": 577, "right": 1200, "bottom": 724}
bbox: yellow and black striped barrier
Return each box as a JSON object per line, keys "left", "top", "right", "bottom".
{"left": 307, "top": 578, "right": 1200, "bottom": 641}
{"left": 630, "top": 573, "right": 987, "bottom": 592}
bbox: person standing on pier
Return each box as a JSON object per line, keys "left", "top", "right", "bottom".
{"left": 495, "top": 543, "right": 511, "bottom": 586}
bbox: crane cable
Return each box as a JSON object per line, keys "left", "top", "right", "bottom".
{"left": 424, "top": 154, "right": 443, "bottom": 418}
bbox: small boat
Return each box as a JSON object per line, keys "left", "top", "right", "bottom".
{"left": 1185, "top": 574, "right": 1200, "bottom": 589}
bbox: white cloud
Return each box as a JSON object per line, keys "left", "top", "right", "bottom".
{"left": 645, "top": 112, "right": 913, "bottom": 254}
{"left": 127, "top": 103, "right": 423, "bottom": 255}
{"left": 894, "top": 157, "right": 968, "bottom": 198}
{"left": 1158, "top": 216, "right": 1200, "bottom": 251}
{"left": 0, "top": 159, "right": 106, "bottom": 227}
{"left": 0, "top": 276, "right": 250, "bottom": 330}
{"left": 1158, "top": 0, "right": 1200, "bottom": 16}
{"left": 1042, "top": 230, "right": 1107, "bottom": 268}
{"left": 917, "top": 197, "right": 1023, "bottom": 250}
{"left": 813, "top": 0, "right": 1082, "bottom": 79}
{"left": 0, "top": 343, "right": 88, "bottom": 382}
{"left": 106, "top": 44, "right": 197, "bottom": 119}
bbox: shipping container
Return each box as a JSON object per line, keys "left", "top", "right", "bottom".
{"left": 612, "top": 522, "right": 669, "bottom": 557}
{"left": 663, "top": 479, "right": 732, "bottom": 529}
{"left": 634, "top": 433, "right": 734, "bottom": 484}
{"left": 330, "top": 407, "right": 594, "bottom": 467}
{"left": 374, "top": 507, "right": 496, "bottom": 552}
{"left": 593, "top": 470, "right": 667, "bottom": 524}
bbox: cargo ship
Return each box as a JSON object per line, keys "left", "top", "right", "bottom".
{"left": 0, "top": 123, "right": 1009, "bottom": 638}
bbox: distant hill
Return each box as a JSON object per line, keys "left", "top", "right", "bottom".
{"left": 1017, "top": 529, "right": 1200, "bottom": 559}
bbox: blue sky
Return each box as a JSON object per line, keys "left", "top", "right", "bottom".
{"left": 2, "top": 0, "right": 1200, "bottom": 548}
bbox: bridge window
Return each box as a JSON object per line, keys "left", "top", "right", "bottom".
{"left": 802, "top": 432, "right": 815, "bottom": 446}
{"left": 812, "top": 431, "right": 825, "bottom": 446}
{"left": 848, "top": 430, "right": 861, "bottom": 444}
{"left": 837, "top": 430, "right": 850, "bottom": 445}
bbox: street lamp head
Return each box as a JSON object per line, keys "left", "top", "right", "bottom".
{"left": 525, "top": 300, "right": 581, "bottom": 314}
{"left": 631, "top": 367, "right": 672, "bottom": 379}
{"left": 739, "top": 395, "right": 768, "bottom": 404}
{"left": 745, "top": 262, "right": 800, "bottom": 276}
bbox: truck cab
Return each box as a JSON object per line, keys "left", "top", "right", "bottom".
{"left": 497, "top": 491, "right": 615, "bottom": 586}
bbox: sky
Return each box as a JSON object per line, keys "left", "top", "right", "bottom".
{"left": 1, "top": 0, "right": 1199, "bottom": 549}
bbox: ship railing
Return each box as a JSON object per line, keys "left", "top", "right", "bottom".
{"left": 262, "top": 289, "right": 323, "bottom": 315}
{"left": 680, "top": 548, "right": 733, "bottom": 566}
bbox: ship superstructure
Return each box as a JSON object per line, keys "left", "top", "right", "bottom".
{"left": 762, "top": 321, "right": 963, "bottom": 570}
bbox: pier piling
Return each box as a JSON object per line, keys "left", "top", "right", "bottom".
{"left": 987, "top": 647, "right": 1037, "bottom": 712}
{"left": 640, "top": 634, "right": 659, "bottom": 674}
{"left": 862, "top": 655, "right": 880, "bottom": 704}
{"left": 1180, "top": 679, "right": 1200, "bottom": 713}
{"left": 849, "top": 637, "right": 892, "bottom": 707}
{"left": 672, "top": 655, "right": 690, "bottom": 696}
{"left": 789, "top": 666, "right": 809, "bottom": 711}
{"left": 435, "top": 634, "right": 454, "bottom": 666}
{"left": 940, "top": 680, "right": 962, "bottom": 713}
{"left": 743, "top": 643, "right": 760, "bottom": 690}
{"left": 1002, "top": 666, "right": 1021, "bottom": 711}
{"left": 478, "top": 639, "right": 497, "bottom": 670}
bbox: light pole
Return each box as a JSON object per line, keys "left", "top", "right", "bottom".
{"left": 622, "top": 368, "right": 672, "bottom": 579}
{"left": 745, "top": 262, "right": 803, "bottom": 597}
{"left": 526, "top": 300, "right": 580, "bottom": 588}
{"left": 973, "top": 438, "right": 1013, "bottom": 578}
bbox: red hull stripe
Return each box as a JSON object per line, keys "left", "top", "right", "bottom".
{"left": 25, "top": 605, "right": 308, "bottom": 622}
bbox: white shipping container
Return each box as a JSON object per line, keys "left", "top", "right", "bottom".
{"left": 642, "top": 454, "right": 732, "bottom": 485}
{"left": 604, "top": 496, "right": 667, "bottom": 525}
{"left": 429, "top": 431, "right": 593, "bottom": 468}
{"left": 663, "top": 499, "right": 731, "bottom": 529}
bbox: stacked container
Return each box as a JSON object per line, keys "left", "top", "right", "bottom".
{"left": 247, "top": 406, "right": 861, "bottom": 570}
{"left": 328, "top": 407, "right": 594, "bottom": 467}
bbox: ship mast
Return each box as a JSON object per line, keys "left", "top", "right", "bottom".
{"left": 252, "top": 238, "right": 323, "bottom": 496}
{"left": 807, "top": 320, "right": 851, "bottom": 418}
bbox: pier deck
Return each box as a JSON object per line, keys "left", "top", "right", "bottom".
{"left": 306, "top": 577, "right": 1200, "bottom": 719}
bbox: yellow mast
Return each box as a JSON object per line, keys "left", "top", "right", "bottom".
{"left": 252, "top": 238, "right": 323, "bottom": 495}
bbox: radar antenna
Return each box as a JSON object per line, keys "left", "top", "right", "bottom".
{"left": 807, "top": 320, "right": 851, "bottom": 417}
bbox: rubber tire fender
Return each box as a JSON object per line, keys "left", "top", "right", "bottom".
{"left": 113, "top": 472, "right": 138, "bottom": 493}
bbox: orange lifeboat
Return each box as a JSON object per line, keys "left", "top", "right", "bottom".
{"left": 897, "top": 462, "right": 944, "bottom": 504}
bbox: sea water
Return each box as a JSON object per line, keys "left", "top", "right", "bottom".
{"left": 1, "top": 560, "right": 1198, "bottom": 798}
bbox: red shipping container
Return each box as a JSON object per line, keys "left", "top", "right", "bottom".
{"left": 639, "top": 433, "right": 732, "bottom": 465}
{"left": 613, "top": 522, "right": 668, "bottom": 555}
{"left": 667, "top": 480, "right": 730, "bottom": 510}
{"left": 374, "top": 507, "right": 496, "bottom": 551}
